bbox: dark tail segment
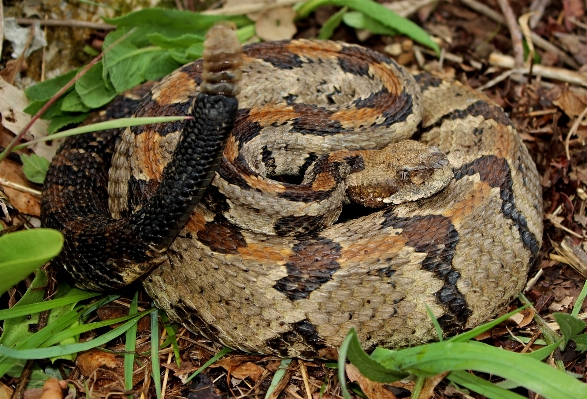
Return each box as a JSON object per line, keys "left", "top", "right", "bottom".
{"left": 41, "top": 23, "right": 242, "bottom": 291}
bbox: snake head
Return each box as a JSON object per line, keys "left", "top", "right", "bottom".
{"left": 345, "top": 140, "right": 453, "bottom": 208}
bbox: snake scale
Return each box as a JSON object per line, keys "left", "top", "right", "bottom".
{"left": 41, "top": 24, "right": 543, "bottom": 359}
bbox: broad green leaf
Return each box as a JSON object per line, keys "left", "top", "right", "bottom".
{"left": 25, "top": 68, "right": 79, "bottom": 101}
{"left": 144, "top": 53, "right": 182, "bottom": 81}
{"left": 0, "top": 229, "right": 63, "bottom": 295}
{"left": 573, "top": 333, "right": 587, "bottom": 353}
{"left": 554, "top": 313, "right": 586, "bottom": 349}
{"left": 61, "top": 91, "right": 91, "bottom": 113}
{"left": 103, "top": 9, "right": 251, "bottom": 47}
{"left": 20, "top": 153, "right": 50, "bottom": 184}
{"left": 147, "top": 32, "right": 205, "bottom": 49}
{"left": 75, "top": 61, "right": 117, "bottom": 108}
{"left": 47, "top": 113, "right": 90, "bottom": 135}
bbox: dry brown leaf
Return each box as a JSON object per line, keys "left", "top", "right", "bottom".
{"left": 346, "top": 364, "right": 398, "bottom": 399}
{"left": 0, "top": 158, "right": 40, "bottom": 215}
{"left": 0, "top": 77, "right": 58, "bottom": 161}
{"left": 76, "top": 349, "right": 122, "bottom": 377}
{"left": 508, "top": 307, "right": 535, "bottom": 327}
{"left": 553, "top": 85, "right": 587, "bottom": 122}
{"left": 255, "top": 7, "right": 296, "bottom": 41}
{"left": 214, "top": 356, "right": 265, "bottom": 381}
{"left": 38, "top": 379, "right": 65, "bottom": 399}
{"left": 0, "top": 382, "right": 13, "bottom": 399}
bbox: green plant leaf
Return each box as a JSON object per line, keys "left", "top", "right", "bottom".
{"left": 297, "top": 0, "right": 439, "bottom": 54}
{"left": 75, "top": 61, "right": 117, "bottom": 108}
{"left": 185, "top": 347, "right": 232, "bottom": 383}
{"left": 370, "top": 341, "right": 587, "bottom": 399}
{"left": 20, "top": 153, "right": 50, "bottom": 184}
{"left": 0, "top": 289, "right": 99, "bottom": 320}
{"left": 147, "top": 32, "right": 205, "bottom": 49}
{"left": 554, "top": 313, "right": 586, "bottom": 349}
{"left": 574, "top": 333, "right": 587, "bottom": 353}
{"left": 47, "top": 113, "right": 91, "bottom": 134}
{"left": 61, "top": 91, "right": 91, "bottom": 113}
{"left": 0, "top": 229, "right": 63, "bottom": 295}
{"left": 25, "top": 68, "right": 79, "bottom": 102}
{"left": 265, "top": 358, "right": 293, "bottom": 399}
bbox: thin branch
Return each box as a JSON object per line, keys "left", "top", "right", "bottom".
{"left": 496, "top": 0, "right": 525, "bottom": 68}
{"left": 15, "top": 18, "right": 115, "bottom": 30}
{"left": 564, "top": 103, "right": 587, "bottom": 160}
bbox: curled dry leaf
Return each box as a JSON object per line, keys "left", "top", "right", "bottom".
{"left": 508, "top": 307, "right": 536, "bottom": 327}
{"left": 214, "top": 356, "right": 265, "bottom": 381}
{"left": 553, "top": 85, "right": 587, "bottom": 123}
{"left": 255, "top": 7, "right": 297, "bottom": 41}
{"left": 345, "top": 364, "right": 399, "bottom": 399}
{"left": 38, "top": 378, "right": 66, "bottom": 399}
{"left": 0, "top": 158, "right": 41, "bottom": 215}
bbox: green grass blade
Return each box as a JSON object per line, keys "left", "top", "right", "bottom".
{"left": 13, "top": 116, "right": 190, "bottom": 150}
{"left": 41, "top": 309, "right": 153, "bottom": 348}
{"left": 448, "top": 306, "right": 528, "bottom": 343}
{"left": 0, "top": 291, "right": 100, "bottom": 320}
{"left": 125, "top": 293, "right": 139, "bottom": 398}
{"left": 448, "top": 370, "right": 527, "bottom": 399}
{"left": 265, "top": 358, "right": 293, "bottom": 399}
{"left": 318, "top": 7, "right": 347, "bottom": 39}
{"left": 151, "top": 309, "right": 162, "bottom": 399}
{"left": 185, "top": 347, "right": 232, "bottom": 383}
{"left": 0, "top": 311, "right": 154, "bottom": 359}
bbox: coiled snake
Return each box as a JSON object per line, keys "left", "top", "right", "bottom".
{"left": 42, "top": 24, "right": 543, "bottom": 359}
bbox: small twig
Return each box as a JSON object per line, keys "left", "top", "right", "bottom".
{"left": 15, "top": 18, "right": 115, "bottom": 30}
{"left": 0, "top": 28, "right": 136, "bottom": 164}
{"left": 202, "top": 0, "right": 300, "bottom": 15}
{"left": 0, "top": 178, "right": 42, "bottom": 197}
{"left": 488, "top": 53, "right": 587, "bottom": 87}
{"left": 460, "top": 0, "right": 580, "bottom": 69}
{"left": 565, "top": 104, "right": 587, "bottom": 160}
{"left": 529, "top": 0, "right": 550, "bottom": 28}
{"left": 0, "top": 0, "right": 4, "bottom": 56}
{"left": 496, "top": 0, "right": 525, "bottom": 68}
{"left": 298, "top": 360, "right": 312, "bottom": 399}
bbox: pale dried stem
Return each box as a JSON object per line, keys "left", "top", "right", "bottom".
{"left": 0, "top": 178, "right": 42, "bottom": 197}
{"left": 496, "top": 0, "right": 525, "bottom": 67}
{"left": 488, "top": 53, "right": 587, "bottom": 87}
{"left": 203, "top": 0, "right": 300, "bottom": 15}
{"left": 565, "top": 104, "right": 587, "bottom": 160}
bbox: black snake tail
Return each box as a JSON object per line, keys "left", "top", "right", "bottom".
{"left": 41, "top": 23, "right": 242, "bottom": 291}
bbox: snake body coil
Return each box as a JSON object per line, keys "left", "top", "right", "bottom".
{"left": 42, "top": 25, "right": 543, "bottom": 359}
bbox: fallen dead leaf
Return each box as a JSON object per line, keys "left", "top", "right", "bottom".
{"left": 76, "top": 349, "right": 121, "bottom": 377}
{"left": 508, "top": 307, "right": 535, "bottom": 327}
{"left": 0, "top": 77, "right": 58, "bottom": 161}
{"left": 553, "top": 85, "right": 587, "bottom": 122}
{"left": 214, "top": 356, "right": 265, "bottom": 381}
{"left": 38, "top": 378, "right": 65, "bottom": 399}
{"left": 0, "top": 382, "right": 12, "bottom": 399}
{"left": 0, "top": 158, "right": 40, "bottom": 215}
{"left": 346, "top": 363, "right": 398, "bottom": 399}
{"left": 255, "top": 7, "right": 297, "bottom": 41}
